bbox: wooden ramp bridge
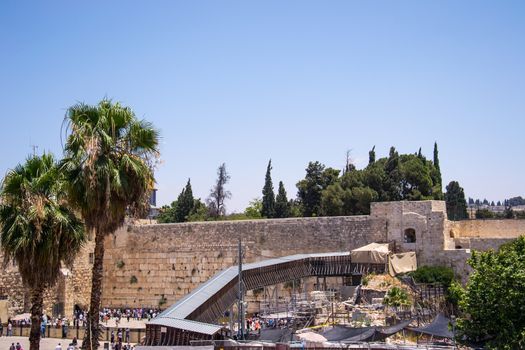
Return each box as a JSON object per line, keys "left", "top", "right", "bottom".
{"left": 145, "top": 251, "right": 386, "bottom": 346}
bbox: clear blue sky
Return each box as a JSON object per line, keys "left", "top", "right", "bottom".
{"left": 1, "top": 1, "right": 524, "bottom": 212}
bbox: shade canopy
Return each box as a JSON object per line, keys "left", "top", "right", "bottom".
{"left": 350, "top": 242, "right": 390, "bottom": 264}
{"left": 389, "top": 252, "right": 418, "bottom": 275}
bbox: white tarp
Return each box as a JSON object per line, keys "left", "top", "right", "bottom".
{"left": 350, "top": 243, "right": 390, "bottom": 264}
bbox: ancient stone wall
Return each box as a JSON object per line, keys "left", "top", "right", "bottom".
{"left": 0, "top": 240, "right": 94, "bottom": 318}
{"left": 101, "top": 215, "right": 386, "bottom": 308}
{"left": 453, "top": 219, "right": 525, "bottom": 238}
{"left": 1, "top": 200, "right": 524, "bottom": 317}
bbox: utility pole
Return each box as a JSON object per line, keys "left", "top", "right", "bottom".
{"left": 238, "top": 238, "right": 245, "bottom": 340}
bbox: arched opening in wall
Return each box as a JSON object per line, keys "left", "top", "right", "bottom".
{"left": 404, "top": 228, "right": 416, "bottom": 243}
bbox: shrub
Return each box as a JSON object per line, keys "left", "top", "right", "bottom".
{"left": 409, "top": 266, "right": 454, "bottom": 287}
{"left": 116, "top": 260, "right": 125, "bottom": 269}
{"left": 130, "top": 275, "right": 138, "bottom": 284}
{"left": 383, "top": 286, "right": 411, "bottom": 307}
{"left": 475, "top": 208, "right": 495, "bottom": 219}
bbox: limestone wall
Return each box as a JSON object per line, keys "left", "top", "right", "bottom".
{"left": 454, "top": 219, "right": 525, "bottom": 238}
{"left": 101, "top": 215, "right": 386, "bottom": 308}
{"left": 2, "top": 200, "right": 524, "bottom": 317}
{"left": 0, "top": 240, "right": 94, "bottom": 318}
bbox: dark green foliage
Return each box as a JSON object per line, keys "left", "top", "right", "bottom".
{"left": 0, "top": 153, "right": 86, "bottom": 288}
{"left": 187, "top": 199, "right": 208, "bottom": 221}
{"left": 490, "top": 201, "right": 495, "bottom": 206}
{"left": 497, "top": 200, "right": 502, "bottom": 206}
{"left": 174, "top": 179, "right": 195, "bottom": 222}
{"left": 261, "top": 160, "right": 275, "bottom": 218}
{"left": 475, "top": 208, "right": 495, "bottom": 219}
{"left": 158, "top": 197, "right": 209, "bottom": 223}
{"left": 316, "top": 146, "right": 443, "bottom": 216}
{"left": 288, "top": 199, "right": 302, "bottom": 217}
{"left": 507, "top": 196, "right": 525, "bottom": 206}
{"left": 504, "top": 206, "right": 514, "bottom": 219}
{"left": 468, "top": 197, "right": 474, "bottom": 205}
{"left": 0, "top": 154, "right": 86, "bottom": 350}
{"left": 409, "top": 266, "right": 455, "bottom": 287}
{"left": 274, "top": 181, "right": 290, "bottom": 218}
{"left": 445, "top": 181, "right": 469, "bottom": 220}
{"left": 433, "top": 142, "right": 442, "bottom": 186}
{"left": 61, "top": 100, "right": 160, "bottom": 350}
{"left": 455, "top": 237, "right": 525, "bottom": 349}
{"left": 156, "top": 201, "right": 177, "bottom": 223}
{"left": 296, "top": 161, "right": 339, "bottom": 217}
{"left": 368, "top": 146, "right": 376, "bottom": 165}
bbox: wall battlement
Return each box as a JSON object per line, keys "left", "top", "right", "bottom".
{"left": 1, "top": 200, "right": 524, "bottom": 316}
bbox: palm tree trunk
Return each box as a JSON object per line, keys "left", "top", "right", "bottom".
{"left": 82, "top": 229, "right": 105, "bottom": 350}
{"left": 29, "top": 286, "right": 44, "bottom": 350}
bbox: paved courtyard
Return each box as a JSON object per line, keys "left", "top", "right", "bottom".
{"left": 0, "top": 336, "right": 82, "bottom": 350}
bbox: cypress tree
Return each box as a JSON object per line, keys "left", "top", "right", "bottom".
{"left": 444, "top": 181, "right": 469, "bottom": 220}
{"left": 368, "top": 146, "right": 376, "bottom": 165}
{"left": 433, "top": 142, "right": 442, "bottom": 185}
{"left": 275, "top": 181, "right": 290, "bottom": 218}
{"left": 175, "top": 179, "right": 194, "bottom": 222}
{"left": 261, "top": 160, "right": 276, "bottom": 218}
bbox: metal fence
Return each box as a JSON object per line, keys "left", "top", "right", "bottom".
{"left": 5, "top": 324, "right": 146, "bottom": 344}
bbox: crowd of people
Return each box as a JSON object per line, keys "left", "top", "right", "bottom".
{"left": 99, "top": 307, "right": 162, "bottom": 324}
{"left": 0, "top": 306, "right": 162, "bottom": 349}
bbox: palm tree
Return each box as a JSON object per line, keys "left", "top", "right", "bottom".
{"left": 61, "top": 99, "right": 159, "bottom": 350}
{"left": 0, "top": 154, "right": 85, "bottom": 350}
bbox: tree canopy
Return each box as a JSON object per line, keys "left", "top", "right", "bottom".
{"left": 445, "top": 181, "right": 469, "bottom": 220}
{"left": 261, "top": 160, "right": 275, "bottom": 218}
{"left": 455, "top": 236, "right": 525, "bottom": 349}
{"left": 296, "top": 146, "right": 445, "bottom": 217}
{"left": 0, "top": 153, "right": 85, "bottom": 350}
{"left": 61, "top": 99, "right": 159, "bottom": 350}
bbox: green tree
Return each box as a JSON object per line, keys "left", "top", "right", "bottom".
{"left": 503, "top": 206, "right": 514, "bottom": 219}
{"left": 445, "top": 181, "right": 469, "bottom": 220}
{"left": 187, "top": 199, "right": 209, "bottom": 221}
{"left": 296, "top": 161, "right": 339, "bottom": 217}
{"left": 399, "top": 154, "right": 433, "bottom": 200}
{"left": 261, "top": 160, "right": 275, "bottom": 218}
{"left": 455, "top": 237, "right": 525, "bottom": 349}
{"left": 475, "top": 208, "right": 494, "bottom": 219}
{"left": 175, "top": 179, "right": 194, "bottom": 222}
{"left": 320, "top": 183, "right": 347, "bottom": 216}
{"left": 0, "top": 154, "right": 85, "bottom": 350}
{"left": 244, "top": 198, "right": 263, "bottom": 219}
{"left": 156, "top": 201, "right": 177, "bottom": 223}
{"left": 433, "top": 142, "right": 442, "bottom": 184}
{"left": 368, "top": 145, "right": 376, "bottom": 165}
{"left": 274, "top": 181, "right": 290, "bottom": 218}
{"left": 207, "top": 163, "right": 231, "bottom": 217}
{"left": 61, "top": 100, "right": 159, "bottom": 350}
